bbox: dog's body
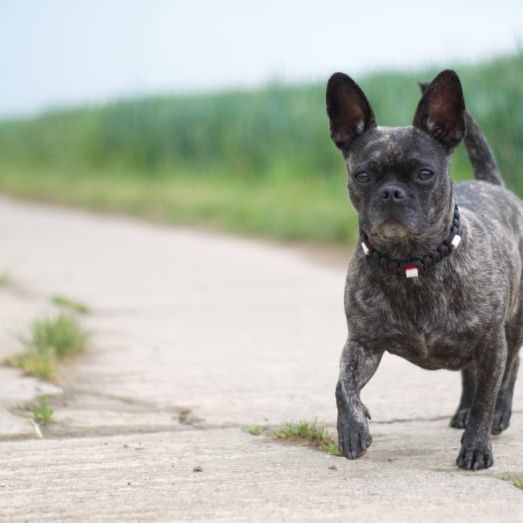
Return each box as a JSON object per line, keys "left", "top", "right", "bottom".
{"left": 326, "top": 70, "right": 523, "bottom": 470}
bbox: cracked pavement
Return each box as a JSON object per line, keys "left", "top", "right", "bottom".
{"left": 0, "top": 197, "right": 523, "bottom": 521}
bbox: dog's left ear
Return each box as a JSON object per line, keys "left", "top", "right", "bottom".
{"left": 413, "top": 70, "right": 465, "bottom": 150}
{"left": 326, "top": 73, "right": 376, "bottom": 155}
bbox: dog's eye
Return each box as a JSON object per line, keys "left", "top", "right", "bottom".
{"left": 418, "top": 169, "right": 434, "bottom": 181}
{"left": 354, "top": 171, "right": 370, "bottom": 183}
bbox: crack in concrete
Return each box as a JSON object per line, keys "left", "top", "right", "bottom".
{"left": 6, "top": 385, "right": 205, "bottom": 441}
{"left": 8, "top": 377, "right": 523, "bottom": 443}
{"left": 372, "top": 415, "right": 450, "bottom": 425}
{"left": 8, "top": 380, "right": 523, "bottom": 443}
{"left": 0, "top": 413, "right": 505, "bottom": 443}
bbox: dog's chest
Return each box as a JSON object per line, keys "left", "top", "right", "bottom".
{"left": 382, "top": 323, "right": 475, "bottom": 370}
{"left": 351, "top": 279, "right": 480, "bottom": 370}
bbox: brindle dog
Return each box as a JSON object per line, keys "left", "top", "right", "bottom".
{"left": 326, "top": 70, "right": 523, "bottom": 470}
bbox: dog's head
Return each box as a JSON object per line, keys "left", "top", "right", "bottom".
{"left": 326, "top": 70, "right": 465, "bottom": 256}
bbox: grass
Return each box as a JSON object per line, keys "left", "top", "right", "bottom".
{"left": 9, "top": 346, "right": 56, "bottom": 380}
{"left": 270, "top": 420, "right": 341, "bottom": 456}
{"left": 51, "top": 294, "right": 90, "bottom": 314}
{"left": 8, "top": 346, "right": 56, "bottom": 379}
{"left": 0, "top": 164, "right": 358, "bottom": 244}
{"left": 0, "top": 273, "right": 12, "bottom": 287}
{"left": 243, "top": 425, "right": 265, "bottom": 436}
{"left": 9, "top": 314, "right": 88, "bottom": 379}
{"left": 0, "top": 53, "right": 521, "bottom": 245}
{"left": 503, "top": 475, "right": 523, "bottom": 490}
{"left": 32, "top": 395, "right": 54, "bottom": 424}
{"left": 30, "top": 314, "right": 87, "bottom": 357}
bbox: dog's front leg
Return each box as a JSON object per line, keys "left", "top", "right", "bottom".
{"left": 457, "top": 332, "right": 507, "bottom": 470}
{"left": 336, "top": 339, "right": 383, "bottom": 459}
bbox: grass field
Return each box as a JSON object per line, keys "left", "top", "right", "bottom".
{"left": 0, "top": 53, "right": 521, "bottom": 245}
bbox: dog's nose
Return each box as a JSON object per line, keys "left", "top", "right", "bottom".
{"left": 380, "top": 185, "right": 406, "bottom": 202}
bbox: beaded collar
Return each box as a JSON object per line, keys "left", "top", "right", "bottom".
{"left": 360, "top": 205, "right": 461, "bottom": 278}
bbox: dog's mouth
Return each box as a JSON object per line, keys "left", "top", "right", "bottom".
{"left": 370, "top": 217, "right": 414, "bottom": 241}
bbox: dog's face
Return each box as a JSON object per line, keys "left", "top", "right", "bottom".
{"left": 326, "top": 71, "right": 465, "bottom": 252}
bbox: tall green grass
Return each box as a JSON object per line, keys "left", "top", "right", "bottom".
{"left": 0, "top": 53, "right": 521, "bottom": 244}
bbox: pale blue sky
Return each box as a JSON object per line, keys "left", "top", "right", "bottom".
{"left": 1, "top": 0, "right": 522, "bottom": 116}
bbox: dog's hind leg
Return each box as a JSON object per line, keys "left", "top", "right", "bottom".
{"left": 493, "top": 313, "right": 523, "bottom": 434}
{"left": 492, "top": 355, "right": 519, "bottom": 434}
{"left": 450, "top": 362, "right": 476, "bottom": 429}
{"left": 456, "top": 331, "right": 506, "bottom": 470}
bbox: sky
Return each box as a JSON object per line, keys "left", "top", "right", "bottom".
{"left": 1, "top": 0, "right": 522, "bottom": 117}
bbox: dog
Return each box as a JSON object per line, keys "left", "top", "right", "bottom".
{"left": 326, "top": 69, "right": 523, "bottom": 470}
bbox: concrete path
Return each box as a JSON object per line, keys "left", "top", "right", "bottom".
{"left": 0, "top": 197, "right": 522, "bottom": 521}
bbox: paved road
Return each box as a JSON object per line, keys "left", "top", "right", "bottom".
{"left": 0, "top": 197, "right": 522, "bottom": 521}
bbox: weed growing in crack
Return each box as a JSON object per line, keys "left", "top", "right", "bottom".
{"left": 32, "top": 396, "right": 54, "bottom": 424}
{"left": 51, "top": 294, "right": 90, "bottom": 314}
{"left": 243, "top": 425, "right": 265, "bottom": 436}
{"left": 10, "top": 346, "right": 56, "bottom": 380}
{"left": 270, "top": 420, "right": 341, "bottom": 456}
{"left": 9, "top": 314, "right": 88, "bottom": 379}
{"left": 503, "top": 475, "right": 523, "bottom": 490}
{"left": 29, "top": 314, "right": 87, "bottom": 358}
{"left": 0, "top": 273, "right": 12, "bottom": 287}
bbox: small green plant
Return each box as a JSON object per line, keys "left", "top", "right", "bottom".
{"left": 32, "top": 396, "right": 54, "bottom": 424}
{"left": 243, "top": 425, "right": 264, "bottom": 436}
{"left": 271, "top": 420, "right": 341, "bottom": 456}
{"left": 503, "top": 475, "right": 523, "bottom": 490}
{"left": 9, "top": 314, "right": 88, "bottom": 379}
{"left": 30, "top": 314, "right": 88, "bottom": 357}
{"left": 51, "top": 294, "right": 90, "bottom": 314}
{"left": 9, "top": 346, "right": 56, "bottom": 379}
{"left": 0, "top": 273, "right": 12, "bottom": 287}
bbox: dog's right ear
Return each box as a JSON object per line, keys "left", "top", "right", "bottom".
{"left": 326, "top": 73, "right": 376, "bottom": 155}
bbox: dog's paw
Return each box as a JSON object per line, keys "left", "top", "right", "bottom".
{"left": 456, "top": 443, "right": 493, "bottom": 470}
{"left": 450, "top": 408, "right": 470, "bottom": 429}
{"left": 337, "top": 417, "right": 372, "bottom": 459}
{"left": 491, "top": 405, "right": 511, "bottom": 435}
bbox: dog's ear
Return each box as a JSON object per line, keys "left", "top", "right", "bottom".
{"left": 413, "top": 70, "right": 465, "bottom": 150}
{"left": 326, "top": 73, "right": 376, "bottom": 154}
